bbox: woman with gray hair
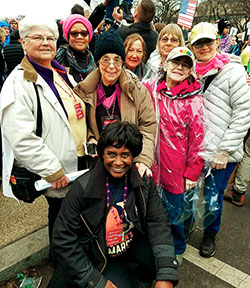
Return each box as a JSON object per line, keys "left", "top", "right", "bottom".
{"left": 0, "top": 15, "right": 87, "bottom": 242}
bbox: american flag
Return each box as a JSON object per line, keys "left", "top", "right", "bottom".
{"left": 177, "top": 0, "right": 198, "bottom": 29}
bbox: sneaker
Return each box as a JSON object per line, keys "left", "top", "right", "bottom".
{"left": 199, "top": 233, "right": 216, "bottom": 258}
{"left": 223, "top": 183, "right": 233, "bottom": 201}
{"left": 119, "top": 2, "right": 134, "bottom": 23}
{"left": 232, "top": 189, "right": 245, "bottom": 207}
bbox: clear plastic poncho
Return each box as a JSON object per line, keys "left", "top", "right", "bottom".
{"left": 143, "top": 76, "right": 220, "bottom": 230}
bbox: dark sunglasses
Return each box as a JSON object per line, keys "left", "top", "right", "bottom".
{"left": 69, "top": 31, "right": 89, "bottom": 38}
{"left": 193, "top": 38, "right": 215, "bottom": 49}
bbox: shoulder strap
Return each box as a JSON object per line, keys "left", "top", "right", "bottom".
{"left": 33, "top": 83, "right": 42, "bottom": 137}
{"left": 203, "top": 74, "right": 216, "bottom": 93}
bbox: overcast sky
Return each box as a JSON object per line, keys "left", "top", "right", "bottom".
{"left": 0, "top": 0, "right": 91, "bottom": 20}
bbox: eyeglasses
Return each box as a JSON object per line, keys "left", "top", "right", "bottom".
{"left": 169, "top": 59, "right": 192, "bottom": 71}
{"left": 26, "top": 35, "right": 56, "bottom": 43}
{"left": 100, "top": 57, "right": 123, "bottom": 68}
{"left": 193, "top": 39, "right": 215, "bottom": 49}
{"left": 69, "top": 31, "right": 89, "bottom": 38}
{"left": 160, "top": 36, "right": 179, "bottom": 44}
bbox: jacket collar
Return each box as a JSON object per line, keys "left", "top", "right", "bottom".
{"left": 20, "top": 56, "right": 38, "bottom": 83}
{"left": 20, "top": 56, "right": 68, "bottom": 83}
{"left": 130, "top": 22, "right": 153, "bottom": 30}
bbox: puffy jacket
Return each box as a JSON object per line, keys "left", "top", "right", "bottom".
{"left": 199, "top": 60, "right": 250, "bottom": 163}
{"left": 0, "top": 56, "right": 83, "bottom": 199}
{"left": 74, "top": 68, "right": 156, "bottom": 168}
{"left": 52, "top": 161, "right": 178, "bottom": 287}
{"left": 143, "top": 78, "right": 205, "bottom": 194}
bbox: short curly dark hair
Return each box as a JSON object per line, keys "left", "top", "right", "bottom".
{"left": 97, "top": 121, "right": 143, "bottom": 160}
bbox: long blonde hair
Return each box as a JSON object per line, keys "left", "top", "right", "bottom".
{"left": 156, "top": 24, "right": 185, "bottom": 56}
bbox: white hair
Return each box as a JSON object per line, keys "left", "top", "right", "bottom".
{"left": 19, "top": 15, "right": 59, "bottom": 40}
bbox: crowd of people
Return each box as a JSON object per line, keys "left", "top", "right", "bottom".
{"left": 0, "top": 0, "right": 250, "bottom": 287}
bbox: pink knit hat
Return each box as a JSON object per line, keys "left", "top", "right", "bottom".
{"left": 61, "top": 14, "right": 93, "bottom": 42}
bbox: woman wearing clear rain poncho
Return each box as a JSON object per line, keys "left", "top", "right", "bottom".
{"left": 143, "top": 47, "right": 205, "bottom": 265}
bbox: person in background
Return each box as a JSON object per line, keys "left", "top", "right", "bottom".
{"left": 217, "top": 18, "right": 231, "bottom": 53}
{"left": 71, "top": 4, "right": 85, "bottom": 15}
{"left": 143, "top": 24, "right": 185, "bottom": 81}
{"left": 124, "top": 33, "right": 146, "bottom": 80}
{"left": 189, "top": 22, "right": 250, "bottom": 258}
{"left": 0, "top": 21, "right": 11, "bottom": 46}
{"left": 228, "top": 35, "right": 240, "bottom": 56}
{"left": 116, "top": 0, "right": 158, "bottom": 61}
{"left": 48, "top": 121, "right": 178, "bottom": 288}
{"left": 154, "top": 23, "right": 166, "bottom": 34}
{"left": 0, "top": 15, "right": 87, "bottom": 243}
{"left": 105, "top": 0, "right": 134, "bottom": 24}
{"left": 3, "top": 29, "right": 24, "bottom": 76}
{"left": 55, "top": 14, "right": 96, "bottom": 83}
{"left": 8, "top": 18, "right": 18, "bottom": 31}
{"left": 143, "top": 47, "right": 205, "bottom": 265}
{"left": 0, "top": 28, "right": 6, "bottom": 89}
{"left": 241, "top": 40, "right": 250, "bottom": 71}
{"left": 224, "top": 133, "right": 250, "bottom": 207}
{"left": 74, "top": 30, "right": 156, "bottom": 177}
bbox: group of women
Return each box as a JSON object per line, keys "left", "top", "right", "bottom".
{"left": 1, "top": 10, "right": 250, "bottom": 288}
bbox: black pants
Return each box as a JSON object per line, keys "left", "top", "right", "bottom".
{"left": 47, "top": 234, "right": 156, "bottom": 288}
{"left": 45, "top": 196, "right": 64, "bottom": 243}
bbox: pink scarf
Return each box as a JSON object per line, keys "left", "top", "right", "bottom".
{"left": 195, "top": 53, "right": 230, "bottom": 76}
{"left": 97, "top": 82, "right": 121, "bottom": 109}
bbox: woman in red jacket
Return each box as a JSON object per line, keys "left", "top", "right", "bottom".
{"left": 143, "top": 47, "right": 205, "bottom": 265}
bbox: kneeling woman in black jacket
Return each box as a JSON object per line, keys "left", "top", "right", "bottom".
{"left": 48, "top": 121, "right": 178, "bottom": 288}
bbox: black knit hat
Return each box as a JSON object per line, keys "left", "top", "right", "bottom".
{"left": 217, "top": 18, "right": 231, "bottom": 35}
{"left": 94, "top": 30, "right": 125, "bottom": 63}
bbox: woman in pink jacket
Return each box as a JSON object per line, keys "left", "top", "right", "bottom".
{"left": 143, "top": 47, "right": 205, "bottom": 265}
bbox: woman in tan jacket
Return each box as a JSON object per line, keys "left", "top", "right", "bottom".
{"left": 74, "top": 31, "right": 156, "bottom": 176}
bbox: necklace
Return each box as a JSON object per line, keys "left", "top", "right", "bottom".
{"left": 106, "top": 174, "right": 128, "bottom": 226}
{"left": 54, "top": 70, "right": 84, "bottom": 119}
{"left": 105, "top": 100, "right": 116, "bottom": 120}
{"left": 100, "top": 81, "right": 117, "bottom": 120}
{"left": 54, "top": 70, "right": 77, "bottom": 102}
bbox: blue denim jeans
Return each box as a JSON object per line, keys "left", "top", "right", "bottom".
{"left": 204, "top": 163, "right": 236, "bottom": 235}
{"left": 161, "top": 190, "right": 186, "bottom": 254}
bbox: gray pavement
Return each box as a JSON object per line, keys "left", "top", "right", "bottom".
{"left": 0, "top": 184, "right": 249, "bottom": 287}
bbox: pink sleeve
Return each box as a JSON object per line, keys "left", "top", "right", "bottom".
{"left": 184, "top": 96, "right": 205, "bottom": 181}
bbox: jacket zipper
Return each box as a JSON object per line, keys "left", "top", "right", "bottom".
{"left": 139, "top": 187, "right": 146, "bottom": 216}
{"left": 80, "top": 214, "right": 107, "bottom": 273}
